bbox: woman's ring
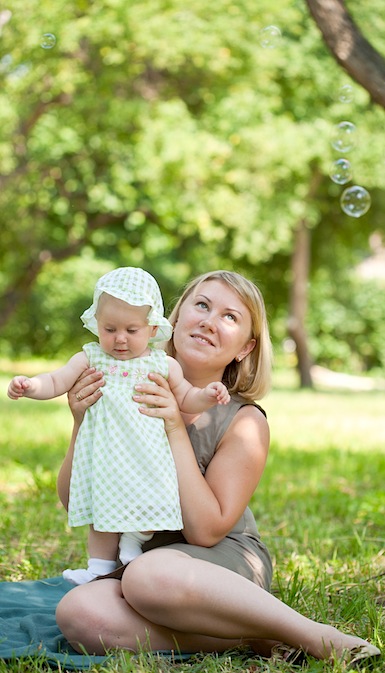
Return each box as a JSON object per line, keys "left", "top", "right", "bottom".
{"left": 76, "top": 392, "right": 83, "bottom": 401}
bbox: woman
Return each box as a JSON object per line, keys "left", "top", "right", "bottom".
{"left": 56, "top": 270, "right": 380, "bottom": 667}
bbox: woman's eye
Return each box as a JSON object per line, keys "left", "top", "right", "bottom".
{"left": 225, "top": 313, "right": 236, "bottom": 322}
{"left": 196, "top": 301, "right": 208, "bottom": 309}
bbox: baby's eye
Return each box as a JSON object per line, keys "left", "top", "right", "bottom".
{"left": 105, "top": 327, "right": 115, "bottom": 333}
{"left": 127, "top": 329, "right": 138, "bottom": 334}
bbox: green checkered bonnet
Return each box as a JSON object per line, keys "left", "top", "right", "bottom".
{"left": 80, "top": 267, "right": 173, "bottom": 343}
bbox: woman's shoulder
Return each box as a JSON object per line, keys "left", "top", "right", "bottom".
{"left": 187, "top": 395, "right": 267, "bottom": 474}
{"left": 229, "top": 393, "right": 267, "bottom": 418}
{"left": 191, "top": 395, "right": 266, "bottom": 437}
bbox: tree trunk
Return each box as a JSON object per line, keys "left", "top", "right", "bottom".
{"left": 288, "top": 219, "right": 314, "bottom": 388}
{"left": 306, "top": 0, "right": 385, "bottom": 108}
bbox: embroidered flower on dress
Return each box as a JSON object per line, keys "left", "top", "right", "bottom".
{"left": 135, "top": 369, "right": 148, "bottom": 382}
{"left": 109, "top": 365, "right": 118, "bottom": 375}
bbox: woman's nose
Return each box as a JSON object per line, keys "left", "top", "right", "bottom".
{"left": 200, "top": 317, "right": 217, "bottom": 331}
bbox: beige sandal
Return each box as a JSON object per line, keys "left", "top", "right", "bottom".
{"left": 271, "top": 642, "right": 381, "bottom": 669}
{"left": 270, "top": 643, "right": 307, "bottom": 666}
{"left": 343, "top": 644, "right": 381, "bottom": 670}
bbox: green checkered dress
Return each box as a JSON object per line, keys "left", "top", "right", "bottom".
{"left": 68, "top": 342, "right": 183, "bottom": 532}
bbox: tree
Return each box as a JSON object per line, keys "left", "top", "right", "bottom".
{"left": 285, "top": 0, "right": 385, "bottom": 386}
{"left": 306, "top": 0, "right": 385, "bottom": 108}
{"left": 1, "top": 0, "right": 307, "bottom": 334}
{"left": 1, "top": 0, "right": 384, "bottom": 378}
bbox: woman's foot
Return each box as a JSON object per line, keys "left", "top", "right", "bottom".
{"left": 312, "top": 626, "right": 381, "bottom": 666}
{"left": 341, "top": 643, "right": 381, "bottom": 669}
{"left": 269, "top": 637, "right": 380, "bottom": 669}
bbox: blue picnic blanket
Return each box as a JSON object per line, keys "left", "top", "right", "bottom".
{"left": 0, "top": 576, "right": 113, "bottom": 669}
{"left": 0, "top": 576, "right": 196, "bottom": 669}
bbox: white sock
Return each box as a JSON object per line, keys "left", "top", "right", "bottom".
{"left": 119, "top": 532, "right": 154, "bottom": 565}
{"left": 62, "top": 558, "right": 117, "bottom": 585}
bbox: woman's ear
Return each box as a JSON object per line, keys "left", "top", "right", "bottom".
{"left": 236, "top": 338, "right": 256, "bottom": 362}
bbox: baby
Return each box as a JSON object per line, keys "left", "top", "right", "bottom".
{"left": 8, "top": 267, "right": 229, "bottom": 584}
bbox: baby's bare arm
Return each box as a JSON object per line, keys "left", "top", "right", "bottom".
{"left": 166, "top": 357, "right": 229, "bottom": 413}
{"left": 7, "top": 352, "right": 89, "bottom": 400}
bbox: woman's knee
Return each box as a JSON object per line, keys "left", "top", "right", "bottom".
{"left": 122, "top": 549, "right": 196, "bottom": 612}
{"left": 56, "top": 587, "right": 89, "bottom": 635}
{"left": 56, "top": 584, "right": 109, "bottom": 652}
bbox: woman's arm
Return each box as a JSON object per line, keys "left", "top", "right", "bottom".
{"left": 134, "top": 374, "right": 269, "bottom": 547}
{"left": 57, "top": 367, "right": 105, "bottom": 509}
{"left": 57, "top": 423, "right": 78, "bottom": 510}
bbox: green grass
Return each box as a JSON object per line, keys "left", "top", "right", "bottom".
{"left": 1, "top": 361, "right": 384, "bottom": 672}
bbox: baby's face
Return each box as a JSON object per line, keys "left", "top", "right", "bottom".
{"left": 96, "top": 294, "right": 157, "bottom": 360}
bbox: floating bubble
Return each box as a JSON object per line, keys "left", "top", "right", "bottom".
{"left": 331, "top": 121, "right": 356, "bottom": 153}
{"left": 329, "top": 158, "right": 352, "bottom": 185}
{"left": 0, "top": 9, "right": 12, "bottom": 29}
{"left": 41, "top": 33, "right": 56, "bottom": 49}
{"left": 340, "top": 185, "right": 371, "bottom": 218}
{"left": 259, "top": 25, "right": 281, "bottom": 49}
{"left": 283, "top": 338, "right": 296, "bottom": 354}
{"left": 338, "top": 84, "right": 354, "bottom": 104}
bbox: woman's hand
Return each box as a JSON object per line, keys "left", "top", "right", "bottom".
{"left": 67, "top": 367, "right": 105, "bottom": 424}
{"left": 133, "top": 372, "right": 184, "bottom": 435}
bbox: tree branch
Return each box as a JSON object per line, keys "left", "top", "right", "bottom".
{"left": 305, "top": 0, "right": 385, "bottom": 108}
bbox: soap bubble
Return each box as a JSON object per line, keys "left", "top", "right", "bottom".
{"left": 331, "top": 121, "right": 356, "bottom": 153}
{"left": 340, "top": 185, "right": 371, "bottom": 218}
{"left": 41, "top": 33, "right": 56, "bottom": 49}
{"left": 329, "top": 158, "right": 352, "bottom": 185}
{"left": 0, "top": 10, "right": 12, "bottom": 29}
{"left": 259, "top": 25, "right": 281, "bottom": 48}
{"left": 338, "top": 84, "right": 354, "bottom": 103}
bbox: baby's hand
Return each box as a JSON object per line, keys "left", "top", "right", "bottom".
{"left": 7, "top": 376, "right": 32, "bottom": 400}
{"left": 207, "top": 382, "right": 230, "bottom": 406}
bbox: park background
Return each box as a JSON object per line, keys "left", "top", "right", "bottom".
{"left": 1, "top": 0, "right": 385, "bottom": 671}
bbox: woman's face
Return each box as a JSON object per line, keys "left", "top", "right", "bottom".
{"left": 173, "top": 279, "right": 256, "bottom": 379}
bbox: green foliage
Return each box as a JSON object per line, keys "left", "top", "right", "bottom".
{"left": 308, "top": 272, "right": 385, "bottom": 373}
{"left": 1, "top": 0, "right": 385, "bottom": 371}
{"left": 0, "top": 256, "right": 113, "bottom": 358}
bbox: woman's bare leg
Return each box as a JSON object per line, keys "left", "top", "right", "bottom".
{"left": 125, "top": 550, "right": 376, "bottom": 659}
{"left": 56, "top": 549, "right": 378, "bottom": 659}
{"left": 56, "top": 578, "right": 255, "bottom": 655}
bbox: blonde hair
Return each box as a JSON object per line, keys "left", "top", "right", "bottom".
{"left": 165, "top": 271, "right": 273, "bottom": 401}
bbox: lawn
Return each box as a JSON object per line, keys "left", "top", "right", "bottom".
{"left": 1, "top": 360, "right": 384, "bottom": 671}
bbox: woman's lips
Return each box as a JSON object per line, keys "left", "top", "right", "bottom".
{"left": 191, "top": 334, "right": 214, "bottom": 346}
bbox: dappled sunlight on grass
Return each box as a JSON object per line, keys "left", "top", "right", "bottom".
{"left": 264, "top": 385, "right": 385, "bottom": 452}
{"left": 0, "top": 374, "right": 73, "bottom": 494}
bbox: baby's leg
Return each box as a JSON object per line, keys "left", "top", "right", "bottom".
{"left": 63, "top": 527, "right": 119, "bottom": 585}
{"left": 119, "top": 531, "right": 154, "bottom": 564}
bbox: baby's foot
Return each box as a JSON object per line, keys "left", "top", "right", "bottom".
{"left": 63, "top": 558, "right": 117, "bottom": 585}
{"left": 63, "top": 567, "right": 98, "bottom": 585}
